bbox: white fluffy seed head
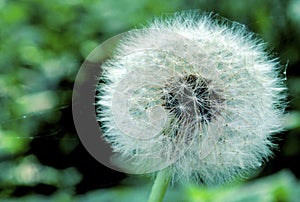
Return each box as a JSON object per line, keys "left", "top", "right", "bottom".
{"left": 96, "top": 12, "right": 286, "bottom": 185}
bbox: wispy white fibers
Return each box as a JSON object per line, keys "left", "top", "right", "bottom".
{"left": 96, "top": 12, "right": 286, "bottom": 185}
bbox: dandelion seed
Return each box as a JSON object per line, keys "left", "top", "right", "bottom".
{"left": 95, "top": 12, "right": 286, "bottom": 185}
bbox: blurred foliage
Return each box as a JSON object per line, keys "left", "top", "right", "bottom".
{"left": 0, "top": 0, "right": 300, "bottom": 201}
{"left": 1, "top": 171, "right": 300, "bottom": 202}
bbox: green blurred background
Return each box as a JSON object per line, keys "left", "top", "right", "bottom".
{"left": 0, "top": 0, "right": 300, "bottom": 201}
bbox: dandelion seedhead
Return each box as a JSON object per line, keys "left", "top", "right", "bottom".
{"left": 96, "top": 12, "right": 286, "bottom": 185}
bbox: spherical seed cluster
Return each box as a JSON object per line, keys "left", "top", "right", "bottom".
{"left": 96, "top": 12, "right": 286, "bottom": 185}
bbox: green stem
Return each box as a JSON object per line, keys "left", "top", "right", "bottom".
{"left": 147, "top": 168, "right": 171, "bottom": 202}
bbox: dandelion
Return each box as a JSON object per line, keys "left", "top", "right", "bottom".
{"left": 95, "top": 12, "right": 286, "bottom": 201}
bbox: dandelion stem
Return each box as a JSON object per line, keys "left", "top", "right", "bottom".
{"left": 147, "top": 168, "right": 171, "bottom": 202}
